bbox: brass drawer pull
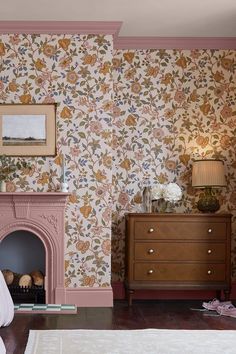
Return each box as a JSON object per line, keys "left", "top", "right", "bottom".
{"left": 207, "top": 270, "right": 212, "bottom": 275}
{"left": 147, "top": 269, "right": 154, "bottom": 275}
{"left": 148, "top": 228, "right": 154, "bottom": 233}
{"left": 208, "top": 228, "right": 212, "bottom": 233}
{"left": 148, "top": 249, "right": 155, "bottom": 254}
{"left": 207, "top": 249, "right": 212, "bottom": 254}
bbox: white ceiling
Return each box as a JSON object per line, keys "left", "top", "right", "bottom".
{"left": 1, "top": 0, "right": 236, "bottom": 37}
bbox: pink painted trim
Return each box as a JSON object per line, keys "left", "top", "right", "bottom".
{"left": 66, "top": 287, "right": 113, "bottom": 307}
{"left": 0, "top": 21, "right": 122, "bottom": 36}
{"left": 112, "top": 281, "right": 236, "bottom": 301}
{"left": 115, "top": 37, "right": 236, "bottom": 50}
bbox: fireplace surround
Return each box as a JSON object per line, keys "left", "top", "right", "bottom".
{"left": 0, "top": 192, "right": 69, "bottom": 304}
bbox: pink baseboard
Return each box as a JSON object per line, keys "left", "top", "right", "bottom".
{"left": 112, "top": 281, "right": 236, "bottom": 301}
{"left": 65, "top": 287, "right": 113, "bottom": 307}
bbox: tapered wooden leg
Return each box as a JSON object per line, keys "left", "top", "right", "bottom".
{"left": 127, "top": 289, "right": 134, "bottom": 306}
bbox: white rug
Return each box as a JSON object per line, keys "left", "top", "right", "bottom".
{"left": 24, "top": 329, "right": 236, "bottom": 354}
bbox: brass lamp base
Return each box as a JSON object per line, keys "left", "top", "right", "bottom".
{"left": 197, "top": 187, "right": 220, "bottom": 213}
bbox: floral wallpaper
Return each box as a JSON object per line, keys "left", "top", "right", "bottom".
{"left": 0, "top": 33, "right": 113, "bottom": 288}
{"left": 0, "top": 34, "right": 236, "bottom": 290}
{"left": 112, "top": 49, "right": 236, "bottom": 282}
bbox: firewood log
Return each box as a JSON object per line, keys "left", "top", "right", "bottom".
{"left": 18, "top": 274, "right": 32, "bottom": 288}
{"left": 30, "top": 270, "right": 44, "bottom": 287}
{"left": 1, "top": 269, "right": 14, "bottom": 285}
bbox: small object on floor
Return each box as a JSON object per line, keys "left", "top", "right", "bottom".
{"left": 216, "top": 304, "right": 236, "bottom": 318}
{"left": 14, "top": 303, "right": 77, "bottom": 314}
{"left": 202, "top": 298, "right": 231, "bottom": 311}
{"left": 190, "top": 308, "right": 208, "bottom": 312}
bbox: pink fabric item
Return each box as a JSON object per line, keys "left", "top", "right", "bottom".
{"left": 202, "top": 299, "right": 231, "bottom": 311}
{"left": 0, "top": 337, "right": 6, "bottom": 354}
{"left": 0, "top": 271, "right": 14, "bottom": 327}
{"left": 217, "top": 304, "right": 236, "bottom": 318}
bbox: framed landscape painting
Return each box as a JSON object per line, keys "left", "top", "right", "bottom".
{"left": 0, "top": 104, "right": 56, "bottom": 156}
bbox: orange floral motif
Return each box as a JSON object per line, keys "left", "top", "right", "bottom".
{"left": 8, "top": 80, "right": 18, "bottom": 92}
{"left": 220, "top": 135, "right": 231, "bottom": 149}
{"left": 82, "top": 275, "right": 96, "bottom": 287}
{"left": 99, "top": 62, "right": 111, "bottom": 75}
{"left": 37, "top": 172, "right": 50, "bottom": 186}
{"left": 43, "top": 44, "right": 56, "bottom": 57}
{"left": 161, "top": 73, "right": 172, "bottom": 85}
{"left": 60, "top": 107, "right": 72, "bottom": 119}
{"left": 131, "top": 82, "right": 141, "bottom": 94}
{"left": 213, "top": 71, "right": 224, "bottom": 82}
{"left": 6, "top": 181, "right": 16, "bottom": 192}
{"left": 102, "top": 155, "right": 112, "bottom": 168}
{"left": 220, "top": 105, "right": 232, "bottom": 119}
{"left": 123, "top": 52, "right": 135, "bottom": 64}
{"left": 120, "top": 159, "right": 131, "bottom": 170}
{"left": 102, "top": 239, "right": 111, "bottom": 256}
{"left": 200, "top": 102, "right": 211, "bottom": 116}
{"left": 112, "top": 58, "right": 121, "bottom": 69}
{"left": 80, "top": 204, "right": 92, "bottom": 219}
{"left": 66, "top": 71, "right": 78, "bottom": 84}
{"left": 165, "top": 160, "right": 176, "bottom": 171}
{"left": 133, "top": 192, "right": 142, "bottom": 204}
{"left": 125, "top": 114, "right": 136, "bottom": 126}
{"left": 65, "top": 260, "right": 70, "bottom": 272}
{"left": 95, "top": 170, "right": 106, "bottom": 182}
{"left": 19, "top": 94, "right": 32, "bottom": 104}
{"left": 58, "top": 38, "right": 71, "bottom": 51}
{"left": 34, "top": 58, "right": 46, "bottom": 71}
{"left": 190, "top": 89, "right": 199, "bottom": 102}
{"left": 179, "top": 154, "right": 190, "bottom": 166}
{"left": 0, "top": 42, "right": 5, "bottom": 56}
{"left": 221, "top": 58, "right": 233, "bottom": 70}
{"left": 69, "top": 193, "right": 78, "bottom": 204}
{"left": 82, "top": 54, "right": 97, "bottom": 66}
{"left": 76, "top": 240, "right": 90, "bottom": 253}
{"left": 176, "top": 55, "right": 187, "bottom": 69}
{"left": 146, "top": 66, "right": 159, "bottom": 77}
{"left": 196, "top": 135, "right": 209, "bottom": 148}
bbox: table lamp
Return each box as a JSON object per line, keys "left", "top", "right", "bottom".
{"left": 192, "top": 159, "right": 226, "bottom": 212}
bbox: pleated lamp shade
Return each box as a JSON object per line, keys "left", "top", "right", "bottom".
{"left": 192, "top": 159, "right": 226, "bottom": 188}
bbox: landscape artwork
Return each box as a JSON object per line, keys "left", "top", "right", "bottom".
{"left": 2, "top": 115, "right": 46, "bottom": 146}
{"left": 0, "top": 104, "right": 56, "bottom": 156}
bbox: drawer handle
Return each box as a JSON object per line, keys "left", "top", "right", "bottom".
{"left": 148, "top": 228, "right": 154, "bottom": 233}
{"left": 207, "top": 249, "right": 212, "bottom": 254}
{"left": 208, "top": 228, "right": 212, "bottom": 233}
{"left": 148, "top": 249, "right": 155, "bottom": 254}
{"left": 207, "top": 270, "right": 212, "bottom": 275}
{"left": 147, "top": 269, "right": 154, "bottom": 275}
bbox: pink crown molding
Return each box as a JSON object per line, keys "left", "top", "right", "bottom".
{"left": 0, "top": 21, "right": 122, "bottom": 38}
{"left": 115, "top": 36, "right": 236, "bottom": 50}
{"left": 0, "top": 22, "right": 235, "bottom": 49}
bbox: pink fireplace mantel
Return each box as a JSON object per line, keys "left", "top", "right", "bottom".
{"left": 0, "top": 192, "right": 69, "bottom": 304}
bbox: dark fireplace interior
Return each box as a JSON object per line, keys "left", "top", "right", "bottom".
{"left": 0, "top": 230, "right": 45, "bottom": 303}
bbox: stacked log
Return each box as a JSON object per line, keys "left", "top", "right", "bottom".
{"left": 1, "top": 269, "right": 44, "bottom": 287}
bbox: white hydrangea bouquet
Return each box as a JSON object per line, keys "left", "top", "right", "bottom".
{"left": 151, "top": 183, "right": 182, "bottom": 212}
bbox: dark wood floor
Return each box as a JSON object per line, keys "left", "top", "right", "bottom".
{"left": 1, "top": 300, "right": 236, "bottom": 354}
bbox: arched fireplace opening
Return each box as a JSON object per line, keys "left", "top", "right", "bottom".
{"left": 0, "top": 230, "right": 46, "bottom": 303}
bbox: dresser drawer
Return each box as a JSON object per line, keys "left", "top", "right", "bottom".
{"left": 134, "top": 221, "right": 226, "bottom": 240}
{"left": 134, "top": 242, "right": 226, "bottom": 261}
{"left": 134, "top": 263, "right": 226, "bottom": 281}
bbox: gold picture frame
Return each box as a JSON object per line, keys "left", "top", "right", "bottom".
{"left": 0, "top": 104, "right": 56, "bottom": 156}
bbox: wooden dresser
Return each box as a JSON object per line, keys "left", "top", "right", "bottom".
{"left": 125, "top": 213, "right": 231, "bottom": 305}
